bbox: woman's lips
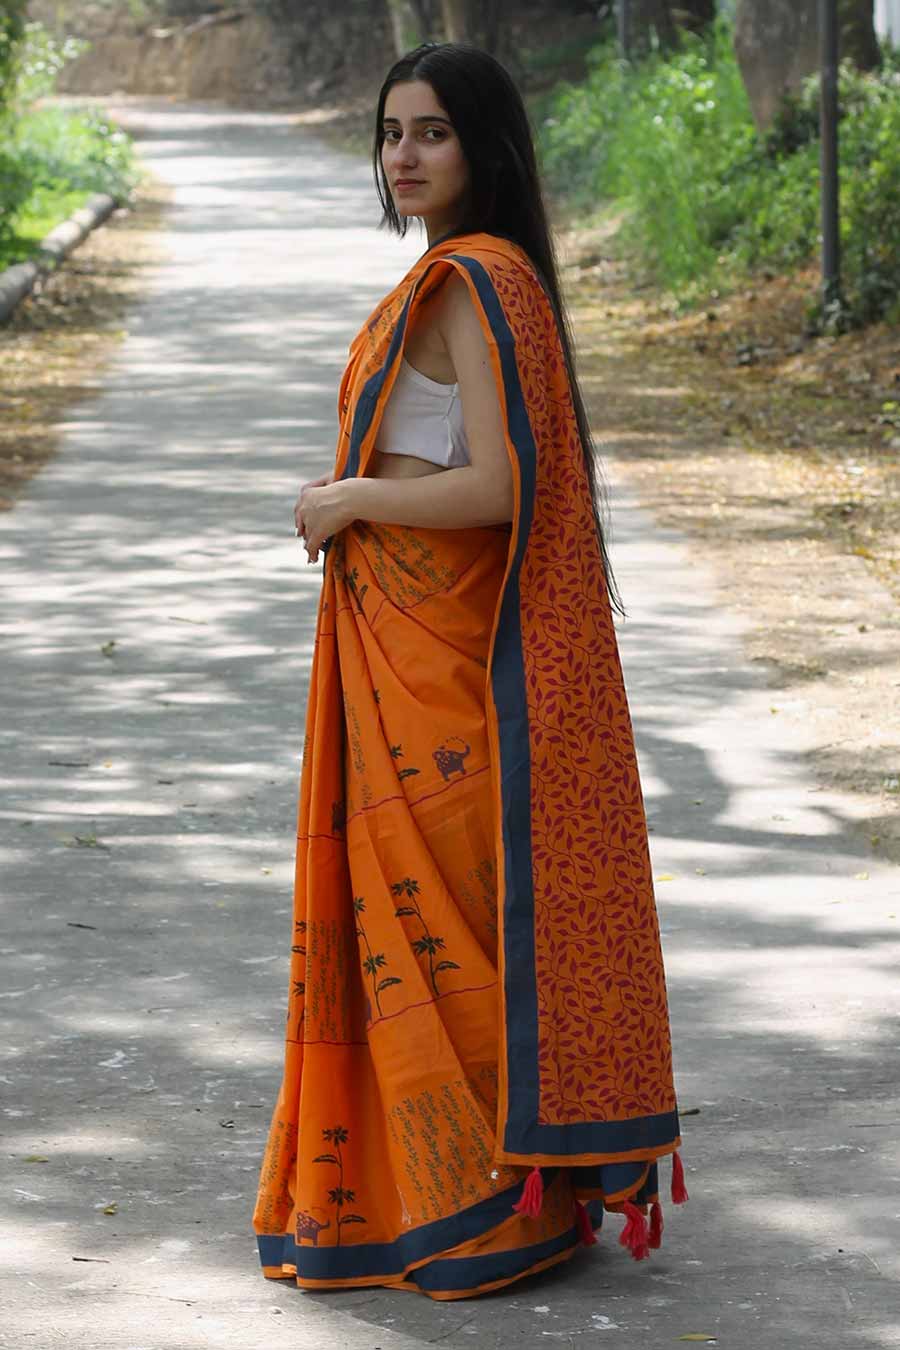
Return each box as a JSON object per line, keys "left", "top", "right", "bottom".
{"left": 395, "top": 180, "right": 424, "bottom": 190}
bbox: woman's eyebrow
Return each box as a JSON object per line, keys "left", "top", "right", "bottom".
{"left": 382, "top": 115, "right": 453, "bottom": 125}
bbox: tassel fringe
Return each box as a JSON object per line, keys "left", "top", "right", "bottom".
{"left": 618, "top": 1199, "right": 650, "bottom": 1261}
{"left": 574, "top": 1199, "right": 598, "bottom": 1246}
{"left": 648, "top": 1200, "right": 664, "bottom": 1249}
{"left": 512, "top": 1166, "right": 544, "bottom": 1219}
{"left": 671, "top": 1150, "right": 689, "bottom": 1205}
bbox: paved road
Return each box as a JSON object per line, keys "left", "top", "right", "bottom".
{"left": 2, "top": 101, "right": 898, "bottom": 1350}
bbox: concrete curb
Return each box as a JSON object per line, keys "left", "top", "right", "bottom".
{"left": 0, "top": 191, "right": 120, "bottom": 323}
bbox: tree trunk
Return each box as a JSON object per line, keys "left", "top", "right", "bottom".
{"left": 441, "top": 0, "right": 470, "bottom": 41}
{"left": 838, "top": 0, "right": 881, "bottom": 70}
{"left": 734, "top": 0, "right": 881, "bottom": 133}
{"left": 620, "top": 0, "right": 680, "bottom": 58}
{"left": 478, "top": 0, "right": 504, "bottom": 52}
{"left": 672, "top": 0, "right": 716, "bottom": 34}
{"left": 386, "top": 0, "right": 425, "bottom": 56}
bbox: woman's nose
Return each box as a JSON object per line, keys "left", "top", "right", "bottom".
{"left": 396, "top": 135, "right": 418, "bottom": 165}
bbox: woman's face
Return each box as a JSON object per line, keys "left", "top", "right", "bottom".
{"left": 381, "top": 80, "right": 470, "bottom": 239}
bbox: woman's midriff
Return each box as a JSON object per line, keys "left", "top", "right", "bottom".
{"left": 366, "top": 448, "right": 447, "bottom": 479}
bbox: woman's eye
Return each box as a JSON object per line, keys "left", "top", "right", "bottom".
{"left": 382, "top": 126, "right": 447, "bottom": 143}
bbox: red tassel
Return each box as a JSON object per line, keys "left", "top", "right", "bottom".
{"left": 512, "top": 1166, "right": 544, "bottom": 1219}
{"left": 648, "top": 1200, "right": 664, "bottom": 1249}
{"left": 671, "top": 1150, "right": 689, "bottom": 1205}
{"left": 618, "top": 1200, "right": 650, "bottom": 1261}
{"left": 574, "top": 1199, "right": 598, "bottom": 1246}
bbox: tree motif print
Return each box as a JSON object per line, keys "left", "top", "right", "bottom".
{"left": 292, "top": 919, "right": 306, "bottom": 1000}
{"left": 391, "top": 876, "right": 460, "bottom": 996}
{"left": 312, "top": 1126, "right": 366, "bottom": 1244}
{"left": 388, "top": 740, "right": 420, "bottom": 782}
{"left": 353, "top": 895, "right": 402, "bottom": 1018}
{"left": 345, "top": 565, "right": 368, "bottom": 614}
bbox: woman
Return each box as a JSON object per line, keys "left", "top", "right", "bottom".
{"left": 253, "top": 41, "right": 687, "bottom": 1301}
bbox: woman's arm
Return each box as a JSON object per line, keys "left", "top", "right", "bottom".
{"left": 300, "top": 273, "right": 514, "bottom": 560}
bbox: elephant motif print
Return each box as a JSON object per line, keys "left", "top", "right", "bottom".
{"left": 295, "top": 1210, "right": 330, "bottom": 1246}
{"left": 433, "top": 737, "right": 471, "bottom": 781}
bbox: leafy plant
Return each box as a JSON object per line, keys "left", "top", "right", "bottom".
{"left": 0, "top": 21, "right": 137, "bottom": 267}
{"left": 536, "top": 18, "right": 900, "bottom": 327}
{"left": 0, "top": 0, "right": 27, "bottom": 118}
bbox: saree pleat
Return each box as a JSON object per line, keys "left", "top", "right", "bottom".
{"left": 254, "top": 232, "right": 684, "bottom": 1299}
{"left": 255, "top": 519, "right": 607, "bottom": 1294}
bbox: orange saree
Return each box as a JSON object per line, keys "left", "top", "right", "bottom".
{"left": 253, "top": 232, "right": 686, "bottom": 1299}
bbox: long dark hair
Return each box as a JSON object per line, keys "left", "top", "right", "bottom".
{"left": 372, "top": 41, "right": 625, "bottom": 618}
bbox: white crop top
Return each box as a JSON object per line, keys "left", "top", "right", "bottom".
{"left": 375, "top": 358, "right": 471, "bottom": 468}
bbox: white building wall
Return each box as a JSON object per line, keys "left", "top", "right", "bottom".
{"left": 876, "top": 0, "right": 900, "bottom": 44}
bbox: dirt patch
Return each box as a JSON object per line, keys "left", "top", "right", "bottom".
{"left": 0, "top": 173, "right": 170, "bottom": 509}
{"left": 560, "top": 215, "right": 900, "bottom": 862}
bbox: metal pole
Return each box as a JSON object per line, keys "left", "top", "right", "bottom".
{"left": 819, "top": 0, "right": 841, "bottom": 309}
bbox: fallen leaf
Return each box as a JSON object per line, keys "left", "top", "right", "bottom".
{"left": 24, "top": 1155, "right": 48, "bottom": 1163}
{"left": 101, "top": 1202, "right": 118, "bottom": 1215}
{"left": 66, "top": 833, "right": 109, "bottom": 850}
{"left": 677, "top": 1338, "right": 717, "bottom": 1344}
{"left": 854, "top": 871, "right": 869, "bottom": 880}
{"left": 100, "top": 640, "right": 116, "bottom": 658}
{"left": 656, "top": 873, "right": 676, "bottom": 882}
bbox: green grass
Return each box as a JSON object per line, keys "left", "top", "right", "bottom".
{"left": 0, "top": 104, "right": 138, "bottom": 271}
{"left": 0, "top": 21, "right": 139, "bottom": 273}
{"left": 0, "top": 185, "right": 93, "bottom": 266}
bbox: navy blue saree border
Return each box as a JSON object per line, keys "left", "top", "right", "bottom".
{"left": 448, "top": 254, "right": 679, "bottom": 1159}
{"left": 257, "top": 1171, "right": 604, "bottom": 1288}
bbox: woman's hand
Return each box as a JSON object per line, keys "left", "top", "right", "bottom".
{"left": 295, "top": 470, "right": 334, "bottom": 554}
{"left": 296, "top": 476, "right": 356, "bottom": 564}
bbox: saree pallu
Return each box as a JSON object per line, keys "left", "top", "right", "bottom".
{"left": 254, "top": 232, "right": 685, "bottom": 1299}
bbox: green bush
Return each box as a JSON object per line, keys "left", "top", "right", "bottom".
{"left": 0, "top": 20, "right": 137, "bottom": 268}
{"left": 536, "top": 20, "right": 900, "bottom": 328}
{"left": 7, "top": 20, "right": 87, "bottom": 111}
{"left": 0, "top": 1, "right": 27, "bottom": 115}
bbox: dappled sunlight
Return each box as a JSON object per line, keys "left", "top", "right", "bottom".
{"left": 665, "top": 935, "right": 898, "bottom": 1043}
